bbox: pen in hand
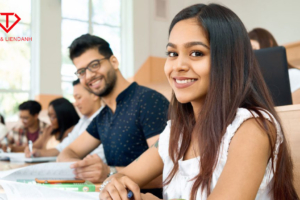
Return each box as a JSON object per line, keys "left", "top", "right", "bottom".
{"left": 28, "top": 140, "right": 33, "bottom": 158}
{"left": 127, "top": 190, "right": 133, "bottom": 199}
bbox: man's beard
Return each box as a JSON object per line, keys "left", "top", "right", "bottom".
{"left": 87, "top": 69, "right": 117, "bottom": 97}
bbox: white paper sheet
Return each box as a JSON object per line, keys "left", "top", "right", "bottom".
{"left": 0, "top": 168, "right": 23, "bottom": 179}
{"left": 0, "top": 180, "right": 99, "bottom": 200}
{"left": 0, "top": 153, "right": 56, "bottom": 163}
{"left": 0, "top": 193, "right": 8, "bottom": 200}
{"left": 0, "top": 153, "right": 24, "bottom": 160}
{"left": 0, "top": 162, "right": 75, "bottom": 181}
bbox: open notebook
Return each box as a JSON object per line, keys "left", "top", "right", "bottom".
{"left": 0, "top": 162, "right": 99, "bottom": 200}
{"left": 0, "top": 152, "right": 57, "bottom": 163}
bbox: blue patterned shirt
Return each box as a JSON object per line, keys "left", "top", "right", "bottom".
{"left": 87, "top": 82, "right": 169, "bottom": 166}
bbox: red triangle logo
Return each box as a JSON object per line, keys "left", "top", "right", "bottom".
{"left": 0, "top": 13, "right": 21, "bottom": 33}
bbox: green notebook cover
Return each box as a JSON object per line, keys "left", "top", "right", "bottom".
{"left": 17, "top": 179, "right": 96, "bottom": 192}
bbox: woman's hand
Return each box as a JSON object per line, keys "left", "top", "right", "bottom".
{"left": 99, "top": 174, "right": 142, "bottom": 200}
{"left": 24, "top": 146, "right": 40, "bottom": 157}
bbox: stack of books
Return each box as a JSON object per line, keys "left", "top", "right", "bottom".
{"left": 17, "top": 179, "right": 101, "bottom": 192}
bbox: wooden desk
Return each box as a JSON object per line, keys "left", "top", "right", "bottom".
{"left": 276, "top": 104, "right": 300, "bottom": 196}
{"left": 293, "top": 89, "right": 300, "bottom": 105}
{"left": 285, "top": 40, "right": 300, "bottom": 69}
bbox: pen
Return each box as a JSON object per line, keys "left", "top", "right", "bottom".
{"left": 28, "top": 140, "right": 33, "bottom": 158}
{"left": 127, "top": 190, "right": 133, "bottom": 199}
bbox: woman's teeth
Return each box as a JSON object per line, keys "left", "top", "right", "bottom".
{"left": 175, "top": 79, "right": 196, "bottom": 84}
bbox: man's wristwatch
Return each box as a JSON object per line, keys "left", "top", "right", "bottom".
{"left": 108, "top": 166, "right": 117, "bottom": 177}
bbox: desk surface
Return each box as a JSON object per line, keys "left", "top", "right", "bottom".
{"left": 0, "top": 161, "right": 102, "bottom": 194}
{"left": 0, "top": 161, "right": 36, "bottom": 171}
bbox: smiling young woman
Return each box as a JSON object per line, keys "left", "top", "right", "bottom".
{"left": 98, "top": 4, "right": 299, "bottom": 200}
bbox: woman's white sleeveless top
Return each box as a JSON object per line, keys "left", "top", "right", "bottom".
{"left": 158, "top": 108, "right": 283, "bottom": 200}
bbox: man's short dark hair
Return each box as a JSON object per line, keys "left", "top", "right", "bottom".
{"left": 18, "top": 100, "right": 42, "bottom": 116}
{"left": 72, "top": 78, "right": 93, "bottom": 94}
{"left": 69, "top": 34, "right": 113, "bottom": 60}
{"left": 72, "top": 79, "right": 80, "bottom": 86}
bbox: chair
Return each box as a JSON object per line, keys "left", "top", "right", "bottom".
{"left": 255, "top": 47, "right": 293, "bottom": 106}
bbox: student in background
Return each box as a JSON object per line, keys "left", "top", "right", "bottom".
{"left": 248, "top": 28, "right": 300, "bottom": 93}
{"left": 248, "top": 28, "right": 278, "bottom": 50}
{"left": 25, "top": 80, "right": 106, "bottom": 163}
{"left": 25, "top": 98, "right": 79, "bottom": 153}
{"left": 58, "top": 34, "right": 169, "bottom": 197}
{"left": 0, "top": 114, "right": 7, "bottom": 146}
{"left": 4, "top": 101, "right": 47, "bottom": 152}
{"left": 99, "top": 4, "right": 298, "bottom": 200}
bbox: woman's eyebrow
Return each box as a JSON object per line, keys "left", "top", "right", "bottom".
{"left": 166, "top": 41, "right": 210, "bottom": 49}
{"left": 184, "top": 41, "right": 210, "bottom": 49}
{"left": 166, "top": 42, "right": 176, "bottom": 48}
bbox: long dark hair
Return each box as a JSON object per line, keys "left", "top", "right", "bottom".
{"left": 248, "top": 28, "right": 295, "bottom": 69}
{"left": 165, "top": 4, "right": 298, "bottom": 200}
{"left": 49, "top": 98, "right": 79, "bottom": 141}
{"left": 248, "top": 28, "right": 278, "bottom": 48}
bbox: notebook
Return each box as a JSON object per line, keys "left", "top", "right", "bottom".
{"left": 0, "top": 152, "right": 56, "bottom": 163}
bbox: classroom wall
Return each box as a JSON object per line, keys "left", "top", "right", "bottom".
{"left": 31, "top": 0, "right": 62, "bottom": 109}
{"left": 132, "top": 0, "right": 300, "bottom": 73}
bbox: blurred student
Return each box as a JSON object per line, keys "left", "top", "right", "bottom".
{"left": 25, "top": 80, "right": 106, "bottom": 163}
{"left": 4, "top": 101, "right": 47, "bottom": 152}
{"left": 99, "top": 4, "right": 298, "bottom": 200}
{"left": 249, "top": 28, "right": 300, "bottom": 93}
{"left": 24, "top": 98, "right": 79, "bottom": 153}
{"left": 248, "top": 28, "right": 278, "bottom": 50}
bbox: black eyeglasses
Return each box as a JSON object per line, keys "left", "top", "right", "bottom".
{"left": 74, "top": 57, "right": 109, "bottom": 78}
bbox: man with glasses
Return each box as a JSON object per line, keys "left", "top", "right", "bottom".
{"left": 4, "top": 101, "right": 47, "bottom": 152}
{"left": 57, "top": 34, "right": 169, "bottom": 197}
